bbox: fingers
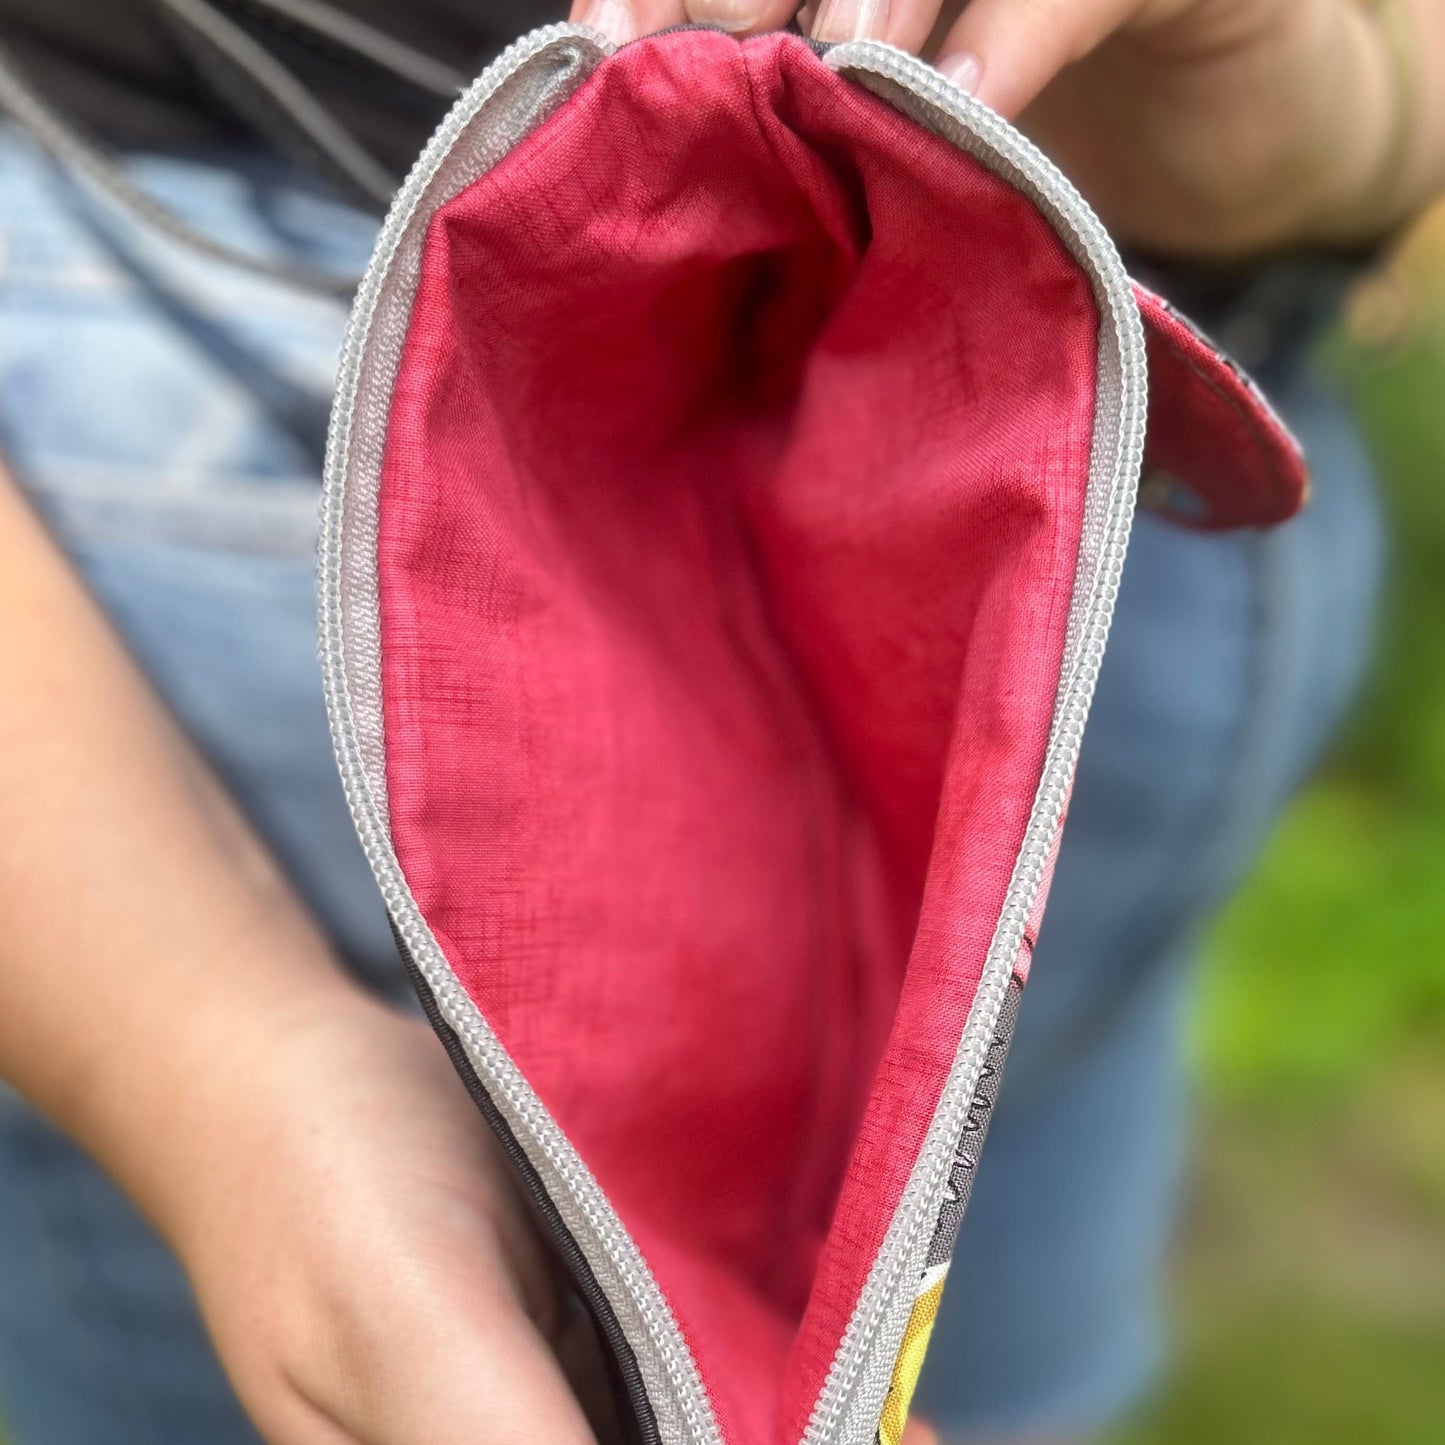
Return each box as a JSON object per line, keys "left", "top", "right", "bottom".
{"left": 570, "top": 0, "right": 1148, "bottom": 136}
{"left": 568, "top": 0, "right": 689, "bottom": 47}
{"left": 552, "top": 1293, "right": 632, "bottom": 1445}
{"left": 333, "top": 1283, "right": 601, "bottom": 1445}
{"left": 416, "top": 1306, "right": 602, "bottom": 1445}
{"left": 685, "top": 0, "right": 808, "bottom": 38}
{"left": 808, "top": 0, "right": 941, "bottom": 52}
{"left": 933, "top": 0, "right": 1143, "bottom": 117}
{"left": 574, "top": 0, "right": 948, "bottom": 64}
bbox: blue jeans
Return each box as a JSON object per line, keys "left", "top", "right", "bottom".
{"left": 0, "top": 130, "right": 1385, "bottom": 1442}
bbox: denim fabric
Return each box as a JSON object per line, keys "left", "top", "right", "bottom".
{"left": 0, "top": 131, "right": 399, "bottom": 989}
{"left": 0, "top": 130, "right": 1384, "bottom": 1443}
{"left": 916, "top": 362, "right": 1385, "bottom": 1436}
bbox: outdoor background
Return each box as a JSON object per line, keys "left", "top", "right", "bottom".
{"left": 1108, "top": 206, "right": 1445, "bottom": 1444}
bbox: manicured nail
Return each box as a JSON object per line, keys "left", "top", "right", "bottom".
{"left": 685, "top": 0, "right": 766, "bottom": 32}
{"left": 579, "top": 0, "right": 636, "bottom": 45}
{"left": 811, "top": 0, "right": 889, "bottom": 43}
{"left": 938, "top": 51, "right": 981, "bottom": 94}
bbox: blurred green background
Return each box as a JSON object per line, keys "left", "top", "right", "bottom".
{"left": 1109, "top": 214, "right": 1445, "bottom": 1444}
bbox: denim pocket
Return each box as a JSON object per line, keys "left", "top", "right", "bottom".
{"left": 0, "top": 124, "right": 369, "bottom": 558}
{"left": 0, "top": 126, "right": 399, "bottom": 979}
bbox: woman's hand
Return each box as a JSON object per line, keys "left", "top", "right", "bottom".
{"left": 164, "top": 994, "right": 607, "bottom": 1445}
{"left": 0, "top": 470, "right": 605, "bottom": 1445}
{"left": 569, "top": 0, "right": 1445, "bottom": 257}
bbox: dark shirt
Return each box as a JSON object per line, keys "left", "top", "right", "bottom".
{"left": 0, "top": 0, "right": 563, "bottom": 165}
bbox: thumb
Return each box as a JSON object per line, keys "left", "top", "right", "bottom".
{"left": 934, "top": 0, "right": 1143, "bottom": 117}
{"left": 341, "top": 1278, "right": 601, "bottom": 1445}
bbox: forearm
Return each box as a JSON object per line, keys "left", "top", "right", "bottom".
{"left": 1387, "top": 0, "right": 1445, "bottom": 224}
{"left": 1006, "top": 0, "right": 1445, "bottom": 259}
{"left": 1197, "top": 0, "right": 1445, "bottom": 249}
{"left": 0, "top": 466, "right": 376, "bottom": 1243}
{"left": 1314, "top": 0, "right": 1445, "bottom": 245}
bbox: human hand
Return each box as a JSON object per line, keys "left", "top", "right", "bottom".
{"left": 0, "top": 471, "right": 610, "bottom": 1445}
{"left": 568, "top": 0, "right": 1445, "bottom": 257}
{"left": 157, "top": 994, "right": 608, "bottom": 1445}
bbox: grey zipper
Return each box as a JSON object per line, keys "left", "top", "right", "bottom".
{"left": 318, "top": 27, "right": 1145, "bottom": 1445}
{"left": 319, "top": 27, "right": 726, "bottom": 1445}
{"left": 798, "top": 43, "right": 1146, "bottom": 1445}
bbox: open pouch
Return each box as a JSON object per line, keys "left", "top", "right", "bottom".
{"left": 319, "top": 24, "right": 1307, "bottom": 1445}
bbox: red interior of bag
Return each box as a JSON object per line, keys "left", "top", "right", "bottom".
{"left": 377, "top": 30, "right": 1101, "bottom": 1443}
{"left": 1136, "top": 284, "right": 1308, "bottom": 527}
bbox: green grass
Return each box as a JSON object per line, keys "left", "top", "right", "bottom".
{"left": 1117, "top": 1309, "right": 1445, "bottom": 1445}
{"left": 1198, "top": 782, "right": 1445, "bottom": 1102}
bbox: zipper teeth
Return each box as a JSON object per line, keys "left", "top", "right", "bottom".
{"left": 800, "top": 42, "right": 1145, "bottom": 1445}
{"left": 380, "top": 917, "right": 719, "bottom": 1445}
{"left": 390, "top": 921, "right": 660, "bottom": 1445}
{"left": 319, "top": 24, "right": 724, "bottom": 1445}
{"left": 325, "top": 20, "right": 598, "bottom": 444}
{"left": 318, "top": 29, "right": 1145, "bottom": 1445}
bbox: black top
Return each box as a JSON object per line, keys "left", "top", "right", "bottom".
{"left": 0, "top": 0, "right": 564, "bottom": 165}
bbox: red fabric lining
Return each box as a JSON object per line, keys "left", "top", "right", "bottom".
{"left": 1137, "top": 284, "right": 1308, "bottom": 527}
{"left": 377, "top": 29, "right": 1119, "bottom": 1443}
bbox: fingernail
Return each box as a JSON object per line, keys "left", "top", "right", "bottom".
{"left": 578, "top": 0, "right": 635, "bottom": 45}
{"left": 811, "top": 0, "right": 889, "bottom": 43}
{"left": 685, "top": 0, "right": 766, "bottom": 32}
{"left": 938, "top": 51, "right": 981, "bottom": 94}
